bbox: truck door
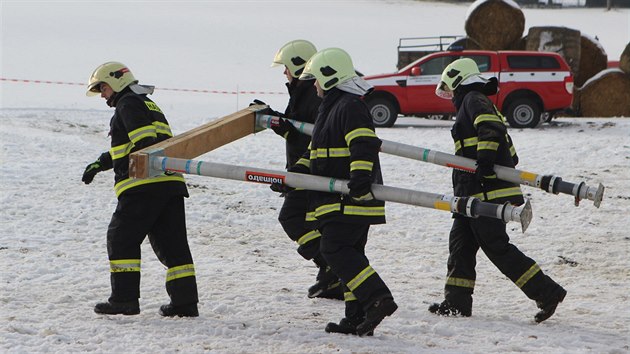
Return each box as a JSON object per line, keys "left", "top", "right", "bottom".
{"left": 405, "top": 54, "right": 458, "bottom": 113}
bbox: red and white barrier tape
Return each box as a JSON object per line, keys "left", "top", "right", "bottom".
{"left": 0, "top": 77, "right": 287, "bottom": 95}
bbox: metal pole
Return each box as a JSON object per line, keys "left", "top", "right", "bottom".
{"left": 150, "top": 155, "right": 532, "bottom": 232}
{"left": 255, "top": 113, "right": 604, "bottom": 208}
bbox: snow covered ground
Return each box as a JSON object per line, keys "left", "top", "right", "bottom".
{"left": 1, "top": 1, "right": 629, "bottom": 353}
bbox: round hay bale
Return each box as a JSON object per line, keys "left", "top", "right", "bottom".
{"left": 465, "top": 0, "right": 525, "bottom": 51}
{"left": 574, "top": 69, "right": 630, "bottom": 117}
{"left": 620, "top": 42, "right": 630, "bottom": 74}
{"left": 575, "top": 34, "right": 608, "bottom": 87}
{"left": 526, "top": 26, "right": 581, "bottom": 75}
{"left": 508, "top": 36, "right": 527, "bottom": 50}
{"left": 447, "top": 37, "right": 482, "bottom": 51}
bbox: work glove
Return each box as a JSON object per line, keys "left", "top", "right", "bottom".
{"left": 347, "top": 172, "right": 375, "bottom": 204}
{"left": 270, "top": 182, "right": 294, "bottom": 197}
{"left": 82, "top": 160, "right": 104, "bottom": 184}
{"left": 269, "top": 116, "right": 293, "bottom": 137}
{"left": 475, "top": 160, "right": 497, "bottom": 186}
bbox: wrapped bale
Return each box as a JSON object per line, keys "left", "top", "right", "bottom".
{"left": 526, "top": 26, "right": 581, "bottom": 76}
{"left": 465, "top": 0, "right": 525, "bottom": 51}
{"left": 575, "top": 34, "right": 608, "bottom": 87}
{"left": 620, "top": 42, "right": 630, "bottom": 74}
{"left": 573, "top": 69, "right": 630, "bottom": 117}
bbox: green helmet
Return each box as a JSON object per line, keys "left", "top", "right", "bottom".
{"left": 271, "top": 40, "right": 317, "bottom": 78}
{"left": 299, "top": 48, "right": 357, "bottom": 90}
{"left": 435, "top": 58, "right": 484, "bottom": 99}
{"left": 86, "top": 61, "right": 137, "bottom": 96}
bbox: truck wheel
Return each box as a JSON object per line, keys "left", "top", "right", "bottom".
{"left": 506, "top": 98, "right": 541, "bottom": 128}
{"left": 368, "top": 98, "right": 398, "bottom": 127}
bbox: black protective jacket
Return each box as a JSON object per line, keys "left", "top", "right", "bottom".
{"left": 450, "top": 82, "right": 523, "bottom": 206}
{"left": 296, "top": 88, "right": 385, "bottom": 226}
{"left": 280, "top": 79, "right": 321, "bottom": 168}
{"left": 98, "top": 87, "right": 187, "bottom": 198}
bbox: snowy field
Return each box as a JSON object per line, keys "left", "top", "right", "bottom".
{"left": 1, "top": 1, "right": 629, "bottom": 353}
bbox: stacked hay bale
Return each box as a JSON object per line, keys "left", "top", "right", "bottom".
{"left": 462, "top": 0, "right": 628, "bottom": 117}
{"left": 525, "top": 26, "right": 582, "bottom": 76}
{"left": 465, "top": 0, "right": 525, "bottom": 50}
{"left": 572, "top": 69, "right": 630, "bottom": 117}
{"left": 575, "top": 34, "right": 609, "bottom": 87}
{"left": 620, "top": 43, "right": 630, "bottom": 73}
{"left": 573, "top": 42, "right": 630, "bottom": 117}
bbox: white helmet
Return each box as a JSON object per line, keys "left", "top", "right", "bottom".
{"left": 435, "top": 58, "right": 488, "bottom": 99}
{"left": 271, "top": 40, "right": 317, "bottom": 78}
{"left": 86, "top": 62, "right": 137, "bottom": 96}
{"left": 299, "top": 48, "right": 357, "bottom": 90}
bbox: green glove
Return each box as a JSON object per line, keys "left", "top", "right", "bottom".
{"left": 82, "top": 160, "right": 103, "bottom": 184}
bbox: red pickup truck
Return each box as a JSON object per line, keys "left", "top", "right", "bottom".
{"left": 364, "top": 50, "right": 574, "bottom": 128}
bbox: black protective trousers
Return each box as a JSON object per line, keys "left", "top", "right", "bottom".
{"left": 106, "top": 193, "right": 198, "bottom": 306}
{"left": 445, "top": 216, "right": 561, "bottom": 310}
{"left": 319, "top": 221, "right": 392, "bottom": 314}
{"left": 278, "top": 190, "right": 321, "bottom": 260}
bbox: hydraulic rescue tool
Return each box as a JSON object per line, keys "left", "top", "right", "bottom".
{"left": 146, "top": 155, "right": 532, "bottom": 232}
{"left": 255, "top": 113, "right": 605, "bottom": 208}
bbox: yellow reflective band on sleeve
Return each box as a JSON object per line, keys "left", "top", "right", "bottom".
{"left": 510, "top": 145, "right": 516, "bottom": 157}
{"left": 345, "top": 128, "right": 377, "bottom": 146}
{"left": 477, "top": 141, "right": 499, "bottom": 151}
{"left": 454, "top": 141, "right": 461, "bottom": 152}
{"left": 144, "top": 101, "right": 163, "bottom": 113}
{"left": 446, "top": 276, "right": 475, "bottom": 289}
{"left": 166, "top": 264, "right": 195, "bottom": 282}
{"left": 328, "top": 147, "right": 350, "bottom": 157}
{"left": 115, "top": 174, "right": 185, "bottom": 197}
{"left": 463, "top": 137, "right": 478, "bottom": 147}
{"left": 515, "top": 263, "right": 541, "bottom": 288}
{"left": 346, "top": 265, "right": 375, "bottom": 291}
{"left": 314, "top": 203, "right": 342, "bottom": 218}
{"left": 110, "top": 259, "right": 141, "bottom": 273}
{"left": 153, "top": 121, "right": 173, "bottom": 137}
{"left": 343, "top": 205, "right": 385, "bottom": 217}
{"left": 297, "top": 230, "right": 321, "bottom": 246}
{"left": 344, "top": 291, "right": 358, "bottom": 302}
{"left": 110, "top": 142, "right": 134, "bottom": 160}
{"left": 474, "top": 114, "right": 503, "bottom": 127}
{"left": 128, "top": 125, "right": 157, "bottom": 145}
{"left": 471, "top": 186, "right": 523, "bottom": 201}
{"left": 296, "top": 158, "right": 310, "bottom": 168}
{"left": 305, "top": 211, "right": 317, "bottom": 222}
{"left": 350, "top": 160, "right": 373, "bottom": 172}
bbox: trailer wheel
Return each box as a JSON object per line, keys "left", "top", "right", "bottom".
{"left": 367, "top": 98, "right": 399, "bottom": 127}
{"left": 506, "top": 98, "right": 541, "bottom": 128}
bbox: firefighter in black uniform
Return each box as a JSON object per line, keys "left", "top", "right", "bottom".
{"left": 290, "top": 48, "right": 398, "bottom": 336}
{"left": 253, "top": 40, "right": 342, "bottom": 300}
{"left": 82, "top": 62, "right": 199, "bottom": 317}
{"left": 430, "top": 58, "right": 566, "bottom": 323}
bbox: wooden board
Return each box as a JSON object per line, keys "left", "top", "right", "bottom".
{"left": 129, "top": 105, "right": 264, "bottom": 178}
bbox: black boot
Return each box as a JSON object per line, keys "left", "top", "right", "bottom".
{"left": 308, "top": 266, "right": 343, "bottom": 300}
{"left": 428, "top": 300, "right": 471, "bottom": 317}
{"left": 325, "top": 317, "right": 373, "bottom": 336}
{"left": 535, "top": 286, "right": 566, "bottom": 323}
{"left": 159, "top": 303, "right": 199, "bottom": 317}
{"left": 356, "top": 297, "right": 398, "bottom": 336}
{"left": 94, "top": 300, "right": 140, "bottom": 315}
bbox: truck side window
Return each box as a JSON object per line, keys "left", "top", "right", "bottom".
{"left": 507, "top": 55, "right": 561, "bottom": 69}
{"left": 420, "top": 57, "right": 457, "bottom": 76}
{"left": 464, "top": 55, "right": 491, "bottom": 72}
